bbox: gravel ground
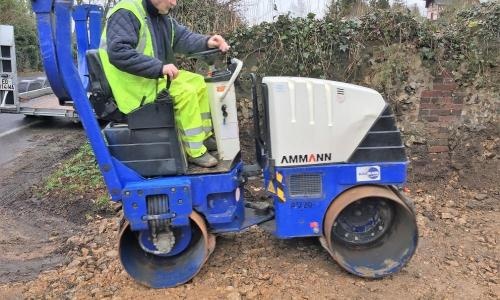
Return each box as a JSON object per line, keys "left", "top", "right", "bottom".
{"left": 0, "top": 127, "right": 498, "bottom": 299}
{"left": 0, "top": 176, "right": 498, "bottom": 299}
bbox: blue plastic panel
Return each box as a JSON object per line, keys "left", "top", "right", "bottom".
{"left": 120, "top": 163, "right": 245, "bottom": 232}
{"left": 123, "top": 178, "right": 192, "bottom": 231}
{"left": 265, "top": 162, "right": 408, "bottom": 238}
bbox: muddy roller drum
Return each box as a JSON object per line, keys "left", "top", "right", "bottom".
{"left": 118, "top": 212, "right": 216, "bottom": 288}
{"left": 321, "top": 185, "right": 418, "bottom": 278}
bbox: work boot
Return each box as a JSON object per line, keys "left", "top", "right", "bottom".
{"left": 204, "top": 137, "right": 218, "bottom": 151}
{"left": 188, "top": 152, "right": 218, "bottom": 168}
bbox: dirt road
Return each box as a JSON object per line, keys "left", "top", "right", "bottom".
{"left": 0, "top": 127, "right": 498, "bottom": 299}
{"left": 0, "top": 117, "right": 84, "bottom": 283}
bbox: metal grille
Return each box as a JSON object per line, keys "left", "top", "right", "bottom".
{"left": 288, "top": 173, "right": 322, "bottom": 197}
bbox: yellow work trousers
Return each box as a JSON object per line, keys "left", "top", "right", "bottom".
{"left": 169, "top": 70, "right": 213, "bottom": 158}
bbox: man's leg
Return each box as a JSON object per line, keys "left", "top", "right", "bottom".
{"left": 169, "top": 71, "right": 217, "bottom": 167}
{"left": 197, "top": 81, "right": 217, "bottom": 151}
{"left": 197, "top": 83, "right": 212, "bottom": 139}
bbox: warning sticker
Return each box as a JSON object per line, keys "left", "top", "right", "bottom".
{"left": 267, "top": 181, "right": 276, "bottom": 194}
{"left": 275, "top": 172, "right": 283, "bottom": 183}
{"left": 276, "top": 188, "right": 286, "bottom": 202}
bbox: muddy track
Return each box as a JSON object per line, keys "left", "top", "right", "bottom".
{"left": 0, "top": 120, "right": 84, "bottom": 283}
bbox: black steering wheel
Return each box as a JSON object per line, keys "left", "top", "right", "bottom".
{"left": 187, "top": 48, "right": 223, "bottom": 65}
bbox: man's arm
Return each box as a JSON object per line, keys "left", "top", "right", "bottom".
{"left": 106, "top": 9, "right": 163, "bottom": 79}
{"left": 171, "top": 19, "right": 210, "bottom": 54}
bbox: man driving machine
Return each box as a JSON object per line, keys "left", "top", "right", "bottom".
{"left": 99, "top": 0, "right": 230, "bottom": 167}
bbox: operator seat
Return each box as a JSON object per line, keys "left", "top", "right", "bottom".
{"left": 85, "top": 50, "right": 187, "bottom": 177}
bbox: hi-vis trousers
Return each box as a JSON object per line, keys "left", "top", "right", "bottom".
{"left": 169, "top": 70, "right": 213, "bottom": 158}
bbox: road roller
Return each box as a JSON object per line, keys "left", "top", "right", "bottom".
{"left": 30, "top": 0, "right": 418, "bottom": 288}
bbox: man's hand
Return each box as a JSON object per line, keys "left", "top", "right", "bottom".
{"left": 162, "top": 64, "right": 179, "bottom": 80}
{"left": 207, "top": 35, "right": 230, "bottom": 52}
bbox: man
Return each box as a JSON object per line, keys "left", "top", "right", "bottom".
{"left": 99, "top": 0, "right": 230, "bottom": 167}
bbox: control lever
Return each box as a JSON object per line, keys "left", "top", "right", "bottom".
{"left": 218, "top": 58, "right": 243, "bottom": 101}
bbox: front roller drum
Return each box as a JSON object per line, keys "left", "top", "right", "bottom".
{"left": 321, "top": 185, "right": 418, "bottom": 278}
{"left": 118, "top": 211, "right": 216, "bottom": 288}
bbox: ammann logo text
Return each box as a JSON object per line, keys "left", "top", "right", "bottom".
{"left": 281, "top": 153, "right": 332, "bottom": 164}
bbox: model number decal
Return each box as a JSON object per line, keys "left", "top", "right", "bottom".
{"left": 291, "top": 202, "right": 313, "bottom": 209}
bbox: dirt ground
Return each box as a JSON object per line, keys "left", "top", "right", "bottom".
{"left": 0, "top": 119, "right": 85, "bottom": 284}
{"left": 0, "top": 127, "right": 498, "bottom": 299}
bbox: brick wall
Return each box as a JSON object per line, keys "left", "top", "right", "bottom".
{"left": 418, "top": 72, "right": 465, "bottom": 153}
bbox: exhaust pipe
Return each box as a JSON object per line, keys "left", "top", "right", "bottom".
{"left": 321, "top": 185, "right": 418, "bottom": 278}
{"left": 118, "top": 211, "right": 216, "bottom": 288}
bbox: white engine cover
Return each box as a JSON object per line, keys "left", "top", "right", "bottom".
{"left": 263, "top": 77, "right": 386, "bottom": 167}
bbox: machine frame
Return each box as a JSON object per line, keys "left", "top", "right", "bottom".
{"left": 29, "top": 0, "right": 418, "bottom": 288}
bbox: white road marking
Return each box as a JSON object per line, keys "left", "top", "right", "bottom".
{"left": 0, "top": 120, "right": 43, "bottom": 139}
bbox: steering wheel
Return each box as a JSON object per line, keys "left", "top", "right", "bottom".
{"left": 187, "top": 48, "right": 223, "bottom": 65}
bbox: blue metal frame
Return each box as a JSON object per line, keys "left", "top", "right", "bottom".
{"left": 121, "top": 163, "right": 245, "bottom": 232}
{"left": 264, "top": 162, "right": 408, "bottom": 238}
{"left": 33, "top": 0, "right": 248, "bottom": 235}
{"left": 73, "top": 4, "right": 103, "bottom": 90}
{"left": 32, "top": 0, "right": 70, "bottom": 102}
{"left": 32, "top": 0, "right": 411, "bottom": 243}
{"left": 30, "top": 0, "right": 418, "bottom": 287}
{"left": 51, "top": 0, "right": 126, "bottom": 199}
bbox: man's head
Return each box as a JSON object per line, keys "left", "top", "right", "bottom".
{"left": 150, "top": 0, "right": 177, "bottom": 14}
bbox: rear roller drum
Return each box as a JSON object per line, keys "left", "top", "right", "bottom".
{"left": 321, "top": 186, "right": 418, "bottom": 278}
{"left": 118, "top": 212, "right": 215, "bottom": 288}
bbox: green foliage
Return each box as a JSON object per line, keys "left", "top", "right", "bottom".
{"left": 369, "top": 44, "right": 419, "bottom": 93}
{"left": 229, "top": 9, "right": 426, "bottom": 81}
{"left": 327, "top": 0, "right": 370, "bottom": 18}
{"left": 230, "top": 14, "right": 354, "bottom": 79}
{"left": 0, "top": 0, "right": 41, "bottom": 71}
{"left": 95, "top": 195, "right": 111, "bottom": 210}
{"left": 41, "top": 142, "right": 112, "bottom": 214}
{"left": 437, "top": 2, "right": 499, "bottom": 85}
{"left": 229, "top": 2, "right": 498, "bottom": 90}
{"left": 391, "top": 0, "right": 406, "bottom": 11}
{"left": 438, "top": 0, "right": 478, "bottom": 20}
{"left": 370, "top": 0, "right": 390, "bottom": 10}
{"left": 172, "top": 0, "right": 243, "bottom": 34}
{"left": 44, "top": 143, "right": 104, "bottom": 194}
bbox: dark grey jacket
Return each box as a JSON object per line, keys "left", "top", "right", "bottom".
{"left": 106, "top": 0, "right": 209, "bottom": 79}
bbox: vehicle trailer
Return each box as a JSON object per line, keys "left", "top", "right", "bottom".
{"left": 0, "top": 4, "right": 102, "bottom": 119}
{"left": 30, "top": 0, "right": 418, "bottom": 288}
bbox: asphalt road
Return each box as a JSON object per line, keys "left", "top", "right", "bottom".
{"left": 0, "top": 114, "right": 40, "bottom": 166}
{"left": 0, "top": 114, "right": 80, "bottom": 167}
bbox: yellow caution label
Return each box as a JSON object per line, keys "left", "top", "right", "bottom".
{"left": 276, "top": 172, "right": 283, "bottom": 183}
{"left": 267, "top": 181, "right": 276, "bottom": 194}
{"left": 277, "top": 187, "right": 286, "bottom": 202}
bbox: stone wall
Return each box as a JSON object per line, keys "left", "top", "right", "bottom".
{"left": 418, "top": 72, "right": 464, "bottom": 154}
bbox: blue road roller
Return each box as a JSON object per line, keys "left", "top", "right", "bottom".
{"left": 30, "top": 0, "right": 418, "bottom": 288}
